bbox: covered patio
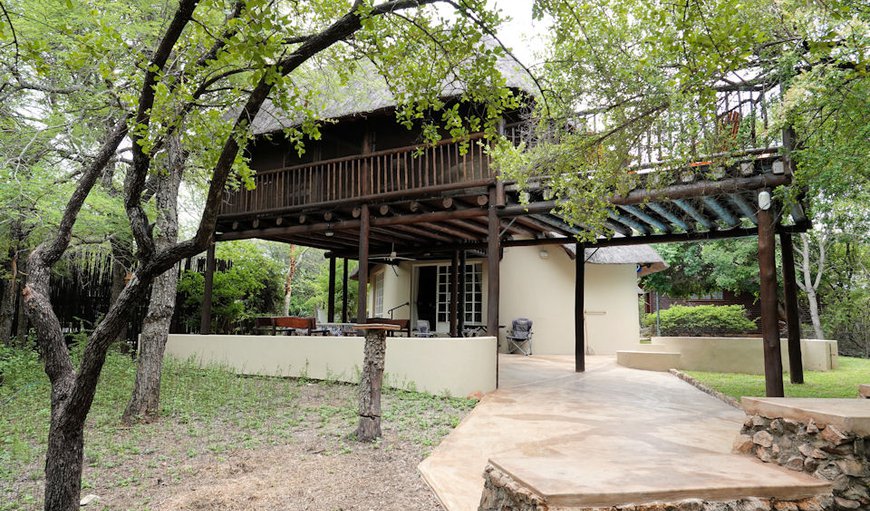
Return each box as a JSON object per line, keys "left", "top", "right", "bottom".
{"left": 418, "top": 355, "right": 829, "bottom": 510}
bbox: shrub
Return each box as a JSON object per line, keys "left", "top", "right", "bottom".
{"left": 644, "top": 304, "right": 756, "bottom": 337}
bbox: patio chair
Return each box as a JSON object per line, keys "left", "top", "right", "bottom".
{"left": 414, "top": 320, "right": 436, "bottom": 338}
{"left": 506, "top": 318, "right": 533, "bottom": 355}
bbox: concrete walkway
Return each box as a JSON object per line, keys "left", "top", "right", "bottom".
{"left": 418, "top": 355, "right": 828, "bottom": 510}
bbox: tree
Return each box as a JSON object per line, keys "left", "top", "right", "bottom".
{"left": 2, "top": 2, "right": 514, "bottom": 506}
{"left": 176, "top": 240, "right": 284, "bottom": 332}
{"left": 282, "top": 244, "right": 310, "bottom": 316}
{"left": 122, "top": 135, "right": 185, "bottom": 424}
{"left": 496, "top": 0, "right": 868, "bottom": 234}
{"left": 643, "top": 239, "right": 761, "bottom": 299}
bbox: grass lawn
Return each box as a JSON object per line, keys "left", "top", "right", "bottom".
{"left": 0, "top": 346, "right": 477, "bottom": 510}
{"left": 686, "top": 356, "right": 870, "bottom": 400}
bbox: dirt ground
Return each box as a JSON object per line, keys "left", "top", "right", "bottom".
{"left": 9, "top": 379, "right": 473, "bottom": 511}
{"left": 150, "top": 432, "right": 444, "bottom": 511}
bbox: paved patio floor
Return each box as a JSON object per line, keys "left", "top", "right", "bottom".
{"left": 418, "top": 355, "right": 828, "bottom": 510}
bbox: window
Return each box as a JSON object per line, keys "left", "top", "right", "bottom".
{"left": 435, "top": 263, "right": 483, "bottom": 324}
{"left": 373, "top": 272, "right": 385, "bottom": 317}
{"left": 687, "top": 291, "right": 724, "bottom": 301}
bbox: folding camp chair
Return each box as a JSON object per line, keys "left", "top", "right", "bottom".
{"left": 414, "top": 320, "right": 436, "bottom": 338}
{"left": 506, "top": 318, "right": 533, "bottom": 355}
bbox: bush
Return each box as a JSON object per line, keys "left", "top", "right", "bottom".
{"left": 644, "top": 304, "right": 756, "bottom": 337}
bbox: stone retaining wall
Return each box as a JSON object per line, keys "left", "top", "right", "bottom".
{"left": 478, "top": 464, "right": 833, "bottom": 511}
{"left": 736, "top": 415, "right": 869, "bottom": 510}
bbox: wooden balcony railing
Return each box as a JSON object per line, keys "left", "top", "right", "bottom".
{"left": 220, "top": 134, "right": 492, "bottom": 217}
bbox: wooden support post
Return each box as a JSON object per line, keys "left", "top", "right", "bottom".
{"left": 450, "top": 251, "right": 459, "bottom": 337}
{"left": 355, "top": 324, "right": 398, "bottom": 442}
{"left": 327, "top": 255, "right": 337, "bottom": 323}
{"left": 780, "top": 232, "right": 804, "bottom": 384}
{"left": 357, "top": 205, "right": 370, "bottom": 322}
{"left": 758, "top": 202, "right": 785, "bottom": 397}
{"left": 487, "top": 187, "right": 501, "bottom": 382}
{"left": 342, "top": 258, "right": 349, "bottom": 323}
{"left": 575, "top": 242, "right": 585, "bottom": 372}
{"left": 199, "top": 241, "right": 216, "bottom": 334}
{"left": 458, "top": 250, "right": 466, "bottom": 335}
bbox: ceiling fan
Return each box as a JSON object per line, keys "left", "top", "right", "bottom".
{"left": 370, "top": 243, "right": 416, "bottom": 263}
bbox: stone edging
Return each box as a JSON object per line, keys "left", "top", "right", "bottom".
{"left": 669, "top": 369, "right": 742, "bottom": 410}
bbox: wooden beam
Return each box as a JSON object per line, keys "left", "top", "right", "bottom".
{"left": 441, "top": 197, "right": 454, "bottom": 209}
{"left": 780, "top": 232, "right": 804, "bottom": 384}
{"left": 342, "top": 258, "right": 349, "bottom": 322}
{"left": 758, "top": 200, "right": 784, "bottom": 397}
{"left": 446, "top": 218, "right": 489, "bottom": 235}
{"left": 327, "top": 255, "right": 337, "bottom": 322}
{"left": 450, "top": 251, "right": 459, "bottom": 337}
{"left": 575, "top": 242, "right": 585, "bottom": 372}
{"left": 475, "top": 194, "right": 489, "bottom": 206}
{"left": 459, "top": 250, "right": 466, "bottom": 335}
{"left": 217, "top": 207, "right": 489, "bottom": 241}
{"left": 378, "top": 204, "right": 392, "bottom": 216}
{"left": 496, "top": 173, "right": 792, "bottom": 217}
{"left": 487, "top": 187, "right": 501, "bottom": 346}
{"left": 358, "top": 205, "right": 370, "bottom": 322}
{"left": 200, "top": 241, "right": 216, "bottom": 334}
{"left": 419, "top": 222, "right": 478, "bottom": 240}
{"left": 392, "top": 224, "right": 452, "bottom": 243}
{"left": 324, "top": 211, "right": 339, "bottom": 222}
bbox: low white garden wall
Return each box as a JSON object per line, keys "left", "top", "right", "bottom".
{"left": 164, "top": 334, "right": 497, "bottom": 397}
{"left": 620, "top": 337, "right": 838, "bottom": 374}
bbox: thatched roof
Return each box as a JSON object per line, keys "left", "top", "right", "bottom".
{"left": 563, "top": 244, "right": 667, "bottom": 276}
{"left": 251, "top": 52, "right": 535, "bottom": 136}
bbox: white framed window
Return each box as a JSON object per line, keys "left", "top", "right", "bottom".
{"left": 435, "top": 262, "right": 482, "bottom": 324}
{"left": 373, "top": 271, "right": 385, "bottom": 317}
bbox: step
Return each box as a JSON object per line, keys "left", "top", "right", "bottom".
{"left": 481, "top": 452, "right": 831, "bottom": 510}
{"left": 616, "top": 350, "right": 681, "bottom": 372}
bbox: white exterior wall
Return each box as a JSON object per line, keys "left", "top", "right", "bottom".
{"left": 498, "top": 245, "right": 641, "bottom": 355}
{"left": 583, "top": 261, "right": 643, "bottom": 355}
{"left": 367, "top": 246, "right": 643, "bottom": 355}
{"left": 367, "top": 263, "right": 412, "bottom": 319}
{"left": 165, "top": 334, "right": 497, "bottom": 397}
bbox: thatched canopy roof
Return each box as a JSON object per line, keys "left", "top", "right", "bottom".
{"left": 251, "top": 53, "right": 535, "bottom": 136}
{"left": 561, "top": 244, "right": 667, "bottom": 276}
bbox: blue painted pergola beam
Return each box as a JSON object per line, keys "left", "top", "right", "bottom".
{"left": 618, "top": 205, "right": 671, "bottom": 233}
{"left": 672, "top": 199, "right": 714, "bottom": 230}
{"left": 646, "top": 202, "right": 690, "bottom": 232}
{"left": 701, "top": 196, "right": 740, "bottom": 228}
{"left": 728, "top": 193, "right": 758, "bottom": 225}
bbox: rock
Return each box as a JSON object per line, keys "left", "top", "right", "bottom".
{"left": 798, "top": 443, "right": 828, "bottom": 460}
{"left": 771, "top": 419, "right": 785, "bottom": 435}
{"left": 733, "top": 434, "right": 755, "bottom": 454}
{"left": 835, "top": 459, "right": 866, "bottom": 477}
{"left": 819, "top": 425, "right": 850, "bottom": 446}
{"left": 784, "top": 456, "right": 805, "bottom": 471}
{"left": 773, "top": 501, "right": 799, "bottom": 511}
{"left": 832, "top": 496, "right": 861, "bottom": 509}
{"left": 803, "top": 457, "right": 819, "bottom": 473}
{"left": 806, "top": 419, "right": 820, "bottom": 434}
{"left": 753, "top": 430, "right": 774, "bottom": 448}
{"left": 752, "top": 415, "right": 770, "bottom": 428}
{"left": 80, "top": 494, "right": 100, "bottom": 506}
{"left": 757, "top": 446, "right": 773, "bottom": 463}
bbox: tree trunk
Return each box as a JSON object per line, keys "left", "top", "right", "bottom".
{"left": 122, "top": 137, "right": 184, "bottom": 425}
{"left": 0, "top": 251, "right": 18, "bottom": 345}
{"left": 799, "top": 234, "right": 825, "bottom": 339}
{"left": 282, "top": 245, "right": 307, "bottom": 316}
{"left": 44, "top": 384, "right": 84, "bottom": 511}
{"left": 356, "top": 328, "right": 387, "bottom": 442}
{"left": 109, "top": 237, "right": 134, "bottom": 347}
{"left": 15, "top": 254, "right": 28, "bottom": 346}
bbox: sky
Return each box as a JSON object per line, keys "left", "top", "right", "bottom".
{"left": 489, "top": 0, "right": 550, "bottom": 69}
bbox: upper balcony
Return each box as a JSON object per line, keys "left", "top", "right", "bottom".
{"left": 219, "top": 133, "right": 492, "bottom": 221}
